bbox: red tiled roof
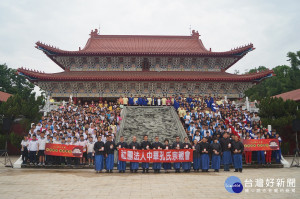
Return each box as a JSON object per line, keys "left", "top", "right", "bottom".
{"left": 17, "top": 68, "right": 274, "bottom": 82}
{"left": 0, "top": 91, "right": 12, "bottom": 102}
{"left": 273, "top": 89, "right": 300, "bottom": 101}
{"left": 35, "top": 30, "right": 254, "bottom": 56}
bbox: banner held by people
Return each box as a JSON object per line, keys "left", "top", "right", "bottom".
{"left": 45, "top": 143, "right": 83, "bottom": 158}
{"left": 118, "top": 149, "right": 193, "bottom": 162}
{"left": 243, "top": 139, "right": 279, "bottom": 151}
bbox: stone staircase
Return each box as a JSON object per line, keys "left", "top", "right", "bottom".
{"left": 116, "top": 106, "right": 186, "bottom": 143}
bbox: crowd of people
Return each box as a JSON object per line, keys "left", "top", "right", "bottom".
{"left": 20, "top": 94, "right": 282, "bottom": 173}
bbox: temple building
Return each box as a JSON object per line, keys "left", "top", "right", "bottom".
{"left": 17, "top": 29, "right": 273, "bottom": 100}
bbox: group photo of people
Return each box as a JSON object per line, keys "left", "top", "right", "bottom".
{"left": 20, "top": 94, "right": 282, "bottom": 173}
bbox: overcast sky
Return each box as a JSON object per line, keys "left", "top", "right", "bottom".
{"left": 0, "top": 0, "right": 299, "bottom": 75}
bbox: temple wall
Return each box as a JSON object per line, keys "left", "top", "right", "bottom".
{"left": 52, "top": 56, "right": 238, "bottom": 72}
{"left": 37, "top": 81, "right": 253, "bottom": 98}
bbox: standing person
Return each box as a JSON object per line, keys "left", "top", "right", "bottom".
{"left": 274, "top": 133, "right": 282, "bottom": 163}
{"left": 116, "top": 136, "right": 128, "bottom": 173}
{"left": 94, "top": 136, "right": 105, "bottom": 173}
{"left": 265, "top": 134, "right": 272, "bottom": 165}
{"left": 104, "top": 135, "right": 115, "bottom": 173}
{"left": 21, "top": 135, "right": 29, "bottom": 165}
{"left": 78, "top": 135, "right": 87, "bottom": 165}
{"left": 128, "top": 95, "right": 134, "bottom": 106}
{"left": 28, "top": 134, "right": 38, "bottom": 165}
{"left": 220, "top": 132, "right": 232, "bottom": 171}
{"left": 152, "top": 136, "right": 163, "bottom": 173}
{"left": 87, "top": 136, "right": 95, "bottom": 166}
{"left": 129, "top": 136, "right": 140, "bottom": 173}
{"left": 46, "top": 136, "right": 54, "bottom": 165}
{"left": 182, "top": 137, "right": 192, "bottom": 172}
{"left": 162, "top": 139, "right": 172, "bottom": 173}
{"left": 172, "top": 136, "right": 182, "bottom": 173}
{"left": 256, "top": 133, "right": 266, "bottom": 165}
{"left": 65, "top": 137, "right": 72, "bottom": 166}
{"left": 37, "top": 131, "right": 47, "bottom": 166}
{"left": 210, "top": 137, "right": 222, "bottom": 172}
{"left": 199, "top": 137, "right": 210, "bottom": 172}
{"left": 192, "top": 139, "right": 201, "bottom": 172}
{"left": 72, "top": 137, "right": 80, "bottom": 166}
{"left": 231, "top": 135, "right": 244, "bottom": 172}
{"left": 244, "top": 135, "right": 252, "bottom": 164}
{"left": 140, "top": 135, "right": 151, "bottom": 173}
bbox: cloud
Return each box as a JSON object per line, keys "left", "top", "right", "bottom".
{"left": 0, "top": 0, "right": 299, "bottom": 76}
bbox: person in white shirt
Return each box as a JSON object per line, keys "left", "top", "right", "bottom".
{"left": 87, "top": 136, "right": 95, "bottom": 166}
{"left": 72, "top": 137, "right": 80, "bottom": 165}
{"left": 28, "top": 134, "right": 38, "bottom": 165}
{"left": 37, "top": 132, "right": 47, "bottom": 166}
{"left": 78, "top": 135, "right": 87, "bottom": 165}
{"left": 21, "top": 135, "right": 29, "bottom": 164}
{"left": 157, "top": 97, "right": 161, "bottom": 106}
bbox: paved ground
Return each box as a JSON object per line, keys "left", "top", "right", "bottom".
{"left": 0, "top": 156, "right": 299, "bottom": 199}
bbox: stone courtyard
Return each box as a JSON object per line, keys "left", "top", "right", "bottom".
{"left": 0, "top": 157, "right": 299, "bottom": 199}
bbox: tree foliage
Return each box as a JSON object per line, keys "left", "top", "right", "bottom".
{"left": 245, "top": 51, "right": 300, "bottom": 101}
{"left": 0, "top": 64, "right": 45, "bottom": 133}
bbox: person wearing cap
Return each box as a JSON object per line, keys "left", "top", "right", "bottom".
{"left": 116, "top": 136, "right": 128, "bottom": 173}
{"left": 104, "top": 135, "right": 115, "bottom": 173}
{"left": 220, "top": 132, "right": 232, "bottom": 171}
{"left": 199, "top": 137, "right": 210, "bottom": 172}
{"left": 231, "top": 135, "right": 244, "bottom": 172}
{"left": 94, "top": 136, "right": 105, "bottom": 173}
{"left": 140, "top": 135, "right": 151, "bottom": 173}
{"left": 28, "top": 134, "right": 38, "bottom": 165}
{"left": 172, "top": 136, "right": 182, "bottom": 173}
{"left": 210, "top": 137, "right": 221, "bottom": 172}
{"left": 182, "top": 137, "right": 192, "bottom": 173}
{"left": 152, "top": 136, "right": 164, "bottom": 173}
{"left": 162, "top": 139, "right": 172, "bottom": 173}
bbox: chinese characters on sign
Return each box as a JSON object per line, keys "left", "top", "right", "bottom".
{"left": 118, "top": 149, "right": 193, "bottom": 162}
{"left": 45, "top": 143, "right": 83, "bottom": 158}
{"left": 243, "top": 139, "right": 279, "bottom": 151}
{"left": 244, "top": 178, "right": 296, "bottom": 193}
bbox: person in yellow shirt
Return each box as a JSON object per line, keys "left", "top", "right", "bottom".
{"left": 162, "top": 97, "right": 167, "bottom": 106}
{"left": 123, "top": 95, "right": 128, "bottom": 106}
{"left": 178, "top": 106, "right": 186, "bottom": 123}
{"left": 147, "top": 97, "right": 152, "bottom": 106}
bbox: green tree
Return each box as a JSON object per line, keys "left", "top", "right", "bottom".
{"left": 245, "top": 51, "right": 300, "bottom": 101}
{"left": 0, "top": 64, "right": 45, "bottom": 134}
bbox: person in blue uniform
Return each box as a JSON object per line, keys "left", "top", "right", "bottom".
{"left": 140, "top": 135, "right": 151, "bottom": 173}
{"left": 142, "top": 96, "right": 148, "bottom": 106}
{"left": 137, "top": 96, "right": 143, "bottom": 106}
{"left": 117, "top": 136, "right": 128, "bottom": 173}
{"left": 182, "top": 137, "right": 192, "bottom": 172}
{"left": 162, "top": 139, "right": 172, "bottom": 173}
{"left": 104, "top": 135, "right": 115, "bottom": 173}
{"left": 220, "top": 132, "right": 232, "bottom": 171}
{"left": 231, "top": 135, "right": 244, "bottom": 172}
{"left": 152, "top": 136, "right": 164, "bottom": 173}
{"left": 129, "top": 136, "right": 140, "bottom": 173}
{"left": 128, "top": 95, "right": 134, "bottom": 106}
{"left": 210, "top": 137, "right": 222, "bottom": 172}
{"left": 274, "top": 133, "right": 282, "bottom": 163}
{"left": 192, "top": 139, "right": 201, "bottom": 172}
{"left": 172, "top": 136, "right": 182, "bottom": 173}
{"left": 93, "top": 136, "right": 105, "bottom": 173}
{"left": 200, "top": 137, "right": 210, "bottom": 172}
{"left": 256, "top": 133, "right": 266, "bottom": 165}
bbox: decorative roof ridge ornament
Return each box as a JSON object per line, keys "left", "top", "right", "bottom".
{"left": 90, "top": 29, "right": 99, "bottom": 38}
{"left": 191, "top": 30, "right": 200, "bottom": 38}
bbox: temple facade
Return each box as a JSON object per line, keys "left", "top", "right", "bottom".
{"left": 17, "top": 29, "right": 274, "bottom": 99}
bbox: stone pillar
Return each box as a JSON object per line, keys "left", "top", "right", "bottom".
{"left": 246, "top": 97, "right": 250, "bottom": 111}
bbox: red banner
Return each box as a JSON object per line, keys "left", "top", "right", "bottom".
{"left": 45, "top": 143, "right": 83, "bottom": 157}
{"left": 243, "top": 139, "right": 280, "bottom": 151}
{"left": 118, "top": 149, "right": 193, "bottom": 162}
